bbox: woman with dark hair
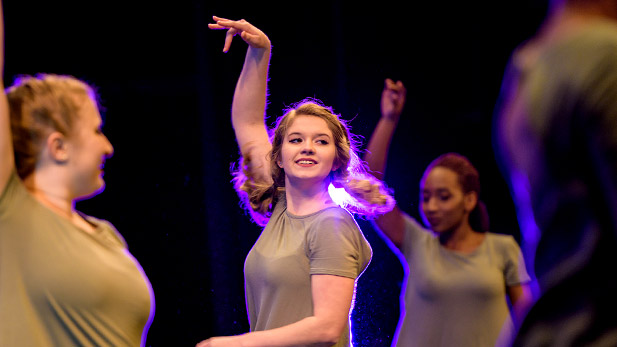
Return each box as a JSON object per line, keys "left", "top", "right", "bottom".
{"left": 0, "top": 3, "right": 154, "bottom": 345}
{"left": 364, "top": 79, "right": 532, "bottom": 347}
{"left": 200, "top": 17, "right": 394, "bottom": 347}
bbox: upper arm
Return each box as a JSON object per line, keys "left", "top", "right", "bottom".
{"left": 311, "top": 274, "right": 355, "bottom": 341}
{"left": 234, "top": 122, "right": 273, "bottom": 185}
{"left": 374, "top": 205, "right": 406, "bottom": 249}
{"left": 0, "top": 4, "right": 12, "bottom": 195}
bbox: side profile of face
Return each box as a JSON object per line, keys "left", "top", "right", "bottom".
{"left": 65, "top": 95, "right": 114, "bottom": 200}
{"left": 420, "top": 166, "right": 475, "bottom": 233}
{"left": 277, "top": 115, "right": 338, "bottom": 188}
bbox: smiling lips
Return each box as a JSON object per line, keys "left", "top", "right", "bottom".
{"left": 296, "top": 158, "right": 317, "bottom": 167}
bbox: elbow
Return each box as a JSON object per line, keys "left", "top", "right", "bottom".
{"left": 315, "top": 324, "right": 345, "bottom": 346}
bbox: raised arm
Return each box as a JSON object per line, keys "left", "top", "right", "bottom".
{"left": 0, "top": 0, "right": 13, "bottom": 195}
{"left": 364, "top": 78, "right": 407, "bottom": 248}
{"left": 209, "top": 16, "right": 272, "bottom": 183}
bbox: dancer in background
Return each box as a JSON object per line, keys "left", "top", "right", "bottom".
{"left": 201, "top": 17, "right": 394, "bottom": 347}
{"left": 365, "top": 78, "right": 531, "bottom": 346}
{"left": 494, "top": 0, "right": 617, "bottom": 345}
{"left": 0, "top": 2, "right": 154, "bottom": 345}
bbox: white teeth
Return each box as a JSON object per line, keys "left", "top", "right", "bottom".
{"left": 298, "top": 160, "right": 315, "bottom": 164}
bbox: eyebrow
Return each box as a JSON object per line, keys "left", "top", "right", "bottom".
{"left": 287, "top": 132, "right": 332, "bottom": 139}
{"left": 421, "top": 188, "right": 451, "bottom": 193}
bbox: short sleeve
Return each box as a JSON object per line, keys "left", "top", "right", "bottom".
{"left": 86, "top": 216, "right": 129, "bottom": 249}
{"left": 307, "top": 209, "right": 372, "bottom": 279}
{"left": 0, "top": 171, "right": 24, "bottom": 219}
{"left": 503, "top": 236, "right": 531, "bottom": 286}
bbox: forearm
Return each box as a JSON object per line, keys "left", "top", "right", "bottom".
{"left": 224, "top": 274, "right": 353, "bottom": 347}
{"left": 508, "top": 284, "right": 533, "bottom": 325}
{"left": 234, "top": 316, "right": 343, "bottom": 347}
{"left": 364, "top": 117, "right": 398, "bottom": 180}
{"left": 231, "top": 45, "right": 271, "bottom": 142}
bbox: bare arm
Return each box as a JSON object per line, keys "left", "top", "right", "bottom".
{"left": 364, "top": 79, "right": 407, "bottom": 248}
{"left": 507, "top": 283, "right": 533, "bottom": 325}
{"left": 209, "top": 16, "right": 272, "bottom": 183}
{"left": 0, "top": 0, "right": 13, "bottom": 195}
{"left": 196, "top": 275, "right": 355, "bottom": 347}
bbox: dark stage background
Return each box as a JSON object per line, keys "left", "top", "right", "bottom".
{"left": 4, "top": 1, "right": 548, "bottom": 346}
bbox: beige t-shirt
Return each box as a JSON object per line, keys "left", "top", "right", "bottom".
{"left": 244, "top": 195, "right": 372, "bottom": 347}
{"left": 0, "top": 171, "right": 154, "bottom": 346}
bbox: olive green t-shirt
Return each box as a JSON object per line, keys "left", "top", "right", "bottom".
{"left": 0, "top": 171, "right": 154, "bottom": 346}
{"left": 244, "top": 196, "right": 372, "bottom": 347}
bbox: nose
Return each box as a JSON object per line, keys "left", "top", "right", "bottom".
{"left": 301, "top": 140, "right": 315, "bottom": 154}
{"left": 104, "top": 135, "right": 114, "bottom": 158}
{"left": 423, "top": 197, "right": 438, "bottom": 213}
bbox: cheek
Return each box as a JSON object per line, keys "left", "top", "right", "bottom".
{"left": 326, "top": 149, "right": 338, "bottom": 169}
{"left": 443, "top": 201, "right": 466, "bottom": 217}
{"left": 278, "top": 146, "right": 291, "bottom": 165}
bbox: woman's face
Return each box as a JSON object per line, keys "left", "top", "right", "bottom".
{"left": 66, "top": 96, "right": 114, "bottom": 199}
{"left": 420, "top": 166, "right": 473, "bottom": 233}
{"left": 278, "top": 115, "right": 338, "bottom": 187}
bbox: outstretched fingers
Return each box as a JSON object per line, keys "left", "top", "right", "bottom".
{"left": 209, "top": 15, "right": 271, "bottom": 53}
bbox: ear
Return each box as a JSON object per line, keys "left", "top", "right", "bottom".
{"left": 331, "top": 159, "right": 341, "bottom": 172}
{"left": 46, "top": 132, "right": 69, "bottom": 163}
{"left": 463, "top": 191, "right": 478, "bottom": 213}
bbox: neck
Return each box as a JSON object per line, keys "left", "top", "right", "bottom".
{"left": 284, "top": 177, "right": 335, "bottom": 215}
{"left": 23, "top": 171, "right": 75, "bottom": 220}
{"left": 439, "top": 221, "right": 484, "bottom": 252}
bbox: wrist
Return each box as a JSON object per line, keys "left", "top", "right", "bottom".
{"left": 380, "top": 115, "right": 400, "bottom": 123}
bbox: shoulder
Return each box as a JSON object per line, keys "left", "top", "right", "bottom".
{"left": 0, "top": 170, "right": 23, "bottom": 205}
{"left": 540, "top": 21, "right": 617, "bottom": 78}
{"left": 311, "top": 207, "right": 359, "bottom": 233}
{"left": 486, "top": 232, "right": 521, "bottom": 254}
{"left": 401, "top": 212, "right": 432, "bottom": 239}
{"left": 304, "top": 207, "right": 368, "bottom": 248}
{"left": 85, "top": 215, "right": 128, "bottom": 248}
{"left": 402, "top": 213, "right": 425, "bottom": 230}
{"left": 306, "top": 207, "right": 372, "bottom": 262}
{"left": 0, "top": 171, "right": 38, "bottom": 219}
{"left": 572, "top": 20, "right": 617, "bottom": 47}
{"left": 486, "top": 232, "right": 516, "bottom": 244}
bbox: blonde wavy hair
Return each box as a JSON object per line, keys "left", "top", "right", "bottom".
{"left": 232, "top": 98, "right": 395, "bottom": 226}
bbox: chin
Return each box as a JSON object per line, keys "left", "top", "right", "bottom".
{"left": 430, "top": 226, "right": 445, "bottom": 233}
{"left": 76, "top": 182, "right": 106, "bottom": 202}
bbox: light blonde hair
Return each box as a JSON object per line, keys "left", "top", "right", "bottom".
{"left": 233, "top": 98, "right": 395, "bottom": 226}
{"left": 7, "top": 74, "right": 97, "bottom": 179}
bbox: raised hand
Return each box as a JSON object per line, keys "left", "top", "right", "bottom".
{"left": 208, "top": 16, "right": 271, "bottom": 53}
{"left": 380, "top": 78, "right": 406, "bottom": 122}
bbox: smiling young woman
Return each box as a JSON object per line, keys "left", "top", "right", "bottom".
{"left": 200, "top": 16, "right": 394, "bottom": 347}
